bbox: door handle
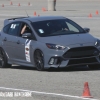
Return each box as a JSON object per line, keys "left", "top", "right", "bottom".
{"left": 3, "top": 37, "right": 7, "bottom": 41}
{"left": 17, "top": 40, "right": 20, "bottom": 44}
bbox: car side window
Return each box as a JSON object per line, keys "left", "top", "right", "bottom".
{"left": 20, "top": 23, "right": 32, "bottom": 36}
{"left": 3, "top": 24, "right": 10, "bottom": 33}
{"left": 66, "top": 22, "right": 79, "bottom": 32}
{"left": 7, "top": 22, "right": 21, "bottom": 36}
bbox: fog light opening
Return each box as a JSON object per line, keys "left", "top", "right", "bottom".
{"left": 49, "top": 58, "right": 55, "bottom": 65}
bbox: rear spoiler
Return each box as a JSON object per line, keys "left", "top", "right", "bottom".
{"left": 4, "top": 17, "right": 28, "bottom": 26}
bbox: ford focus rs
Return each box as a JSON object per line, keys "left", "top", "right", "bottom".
{"left": 0, "top": 16, "right": 100, "bottom": 71}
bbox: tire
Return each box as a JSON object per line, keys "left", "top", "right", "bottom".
{"left": 88, "top": 64, "right": 100, "bottom": 70}
{"left": 0, "top": 48, "right": 11, "bottom": 68}
{"left": 34, "top": 50, "right": 44, "bottom": 71}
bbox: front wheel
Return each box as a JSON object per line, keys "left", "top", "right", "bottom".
{"left": 34, "top": 50, "right": 44, "bottom": 71}
{"left": 0, "top": 48, "right": 11, "bottom": 68}
{"left": 88, "top": 64, "right": 100, "bottom": 70}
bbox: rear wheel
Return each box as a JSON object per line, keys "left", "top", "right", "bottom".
{"left": 34, "top": 50, "right": 44, "bottom": 71}
{"left": 88, "top": 64, "right": 100, "bottom": 70}
{"left": 0, "top": 48, "right": 11, "bottom": 68}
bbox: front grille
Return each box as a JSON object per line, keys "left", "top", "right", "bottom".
{"left": 63, "top": 46, "right": 99, "bottom": 58}
{"left": 68, "top": 57, "right": 98, "bottom": 65}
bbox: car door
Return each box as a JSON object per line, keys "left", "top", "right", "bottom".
{"left": 2, "top": 21, "right": 34, "bottom": 64}
{"left": 15, "top": 22, "right": 33, "bottom": 64}
{"left": 2, "top": 22, "right": 22, "bottom": 62}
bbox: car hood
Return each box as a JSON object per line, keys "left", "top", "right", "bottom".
{"left": 38, "top": 33, "right": 96, "bottom": 46}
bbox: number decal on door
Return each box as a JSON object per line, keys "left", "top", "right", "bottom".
{"left": 25, "top": 39, "right": 31, "bottom": 62}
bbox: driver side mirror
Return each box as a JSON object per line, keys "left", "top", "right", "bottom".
{"left": 83, "top": 28, "right": 90, "bottom": 33}
{"left": 22, "top": 33, "right": 32, "bottom": 39}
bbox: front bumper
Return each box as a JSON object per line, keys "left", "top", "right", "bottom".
{"left": 48, "top": 55, "right": 100, "bottom": 67}
{"left": 48, "top": 46, "right": 100, "bottom": 68}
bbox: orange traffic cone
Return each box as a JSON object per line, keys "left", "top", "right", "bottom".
{"left": 88, "top": 13, "right": 92, "bottom": 18}
{"left": 10, "top": 1, "right": 13, "bottom": 5}
{"left": 96, "top": 10, "right": 99, "bottom": 15}
{"left": 82, "top": 82, "right": 93, "bottom": 98}
{"left": 18, "top": 3, "right": 20, "bottom": 6}
{"left": 34, "top": 11, "right": 37, "bottom": 16}
{"left": 42, "top": 7, "right": 46, "bottom": 11}
{"left": 2, "top": 4, "right": 4, "bottom": 7}
{"left": 28, "top": 2, "right": 30, "bottom": 6}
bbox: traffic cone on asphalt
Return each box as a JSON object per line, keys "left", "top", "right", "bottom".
{"left": 96, "top": 10, "right": 99, "bottom": 15}
{"left": 82, "top": 82, "right": 93, "bottom": 98}
{"left": 10, "top": 1, "right": 13, "bottom": 5}
{"left": 28, "top": 2, "right": 30, "bottom": 6}
{"left": 18, "top": 3, "right": 20, "bottom": 6}
{"left": 34, "top": 11, "right": 37, "bottom": 16}
{"left": 88, "top": 13, "right": 92, "bottom": 18}
{"left": 2, "top": 4, "right": 4, "bottom": 7}
{"left": 42, "top": 7, "right": 46, "bottom": 11}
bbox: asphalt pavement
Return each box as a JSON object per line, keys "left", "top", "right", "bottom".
{"left": 0, "top": 0, "right": 100, "bottom": 100}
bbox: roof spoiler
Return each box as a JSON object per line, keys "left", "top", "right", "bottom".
{"left": 4, "top": 17, "right": 28, "bottom": 26}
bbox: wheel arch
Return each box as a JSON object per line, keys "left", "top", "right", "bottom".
{"left": 33, "top": 48, "right": 44, "bottom": 58}
{"left": 33, "top": 48, "right": 45, "bottom": 70}
{"left": 0, "top": 47, "right": 9, "bottom": 63}
{"left": 0, "top": 47, "right": 11, "bottom": 68}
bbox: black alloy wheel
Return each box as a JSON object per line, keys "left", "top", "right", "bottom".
{"left": 0, "top": 48, "right": 11, "bottom": 68}
{"left": 88, "top": 64, "right": 100, "bottom": 70}
{"left": 34, "top": 50, "right": 44, "bottom": 71}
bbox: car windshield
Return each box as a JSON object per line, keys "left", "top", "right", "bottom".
{"left": 32, "top": 19, "right": 85, "bottom": 37}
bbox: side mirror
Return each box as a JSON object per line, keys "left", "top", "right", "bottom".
{"left": 83, "top": 28, "right": 90, "bottom": 33}
{"left": 22, "top": 33, "right": 32, "bottom": 39}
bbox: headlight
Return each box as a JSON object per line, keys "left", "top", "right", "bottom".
{"left": 46, "top": 43, "right": 66, "bottom": 50}
{"left": 95, "top": 39, "right": 100, "bottom": 47}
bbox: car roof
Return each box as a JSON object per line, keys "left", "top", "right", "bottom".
{"left": 24, "top": 16, "right": 66, "bottom": 22}
{"left": 4, "top": 16, "right": 67, "bottom": 26}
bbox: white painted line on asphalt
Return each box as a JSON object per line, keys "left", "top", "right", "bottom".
{"left": 68, "top": 17, "right": 100, "bottom": 19}
{"left": 0, "top": 14, "right": 25, "bottom": 17}
{"left": 0, "top": 87, "right": 98, "bottom": 100}
{"left": 0, "top": 14, "right": 100, "bottom": 19}
{"left": 0, "top": 19, "right": 6, "bottom": 20}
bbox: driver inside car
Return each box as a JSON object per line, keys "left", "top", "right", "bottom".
{"left": 21, "top": 24, "right": 31, "bottom": 35}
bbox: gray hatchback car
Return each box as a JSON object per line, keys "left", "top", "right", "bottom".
{"left": 0, "top": 16, "right": 100, "bottom": 71}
